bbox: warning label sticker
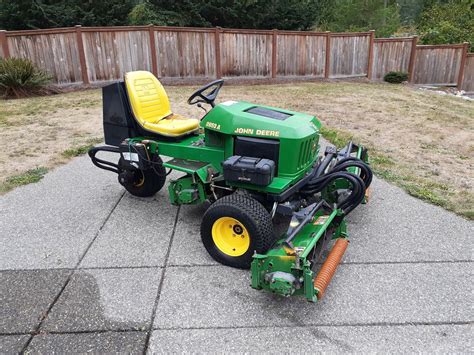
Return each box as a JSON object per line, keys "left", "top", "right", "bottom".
{"left": 313, "top": 215, "right": 329, "bottom": 225}
{"left": 122, "top": 152, "right": 139, "bottom": 162}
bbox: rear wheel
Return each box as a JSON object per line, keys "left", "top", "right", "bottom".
{"left": 118, "top": 156, "right": 166, "bottom": 197}
{"left": 201, "top": 194, "right": 275, "bottom": 269}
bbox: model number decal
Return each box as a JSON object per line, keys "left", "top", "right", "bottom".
{"left": 206, "top": 121, "right": 221, "bottom": 130}
{"left": 234, "top": 128, "right": 280, "bottom": 137}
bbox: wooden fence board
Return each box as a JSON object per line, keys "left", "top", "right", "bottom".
{"left": 276, "top": 34, "right": 325, "bottom": 77}
{"left": 1, "top": 26, "right": 470, "bottom": 88}
{"left": 372, "top": 39, "right": 413, "bottom": 80}
{"left": 82, "top": 30, "right": 151, "bottom": 82}
{"left": 461, "top": 54, "right": 474, "bottom": 92}
{"left": 220, "top": 32, "right": 272, "bottom": 77}
{"left": 413, "top": 46, "right": 463, "bottom": 85}
{"left": 330, "top": 35, "right": 370, "bottom": 77}
{"left": 0, "top": 32, "right": 5, "bottom": 58}
{"left": 154, "top": 30, "right": 215, "bottom": 78}
{"left": 7, "top": 32, "right": 82, "bottom": 84}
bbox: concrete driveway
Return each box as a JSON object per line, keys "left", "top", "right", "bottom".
{"left": 1, "top": 153, "right": 473, "bottom": 353}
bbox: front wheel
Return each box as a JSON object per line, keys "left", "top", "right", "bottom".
{"left": 201, "top": 194, "right": 275, "bottom": 269}
{"left": 118, "top": 156, "right": 166, "bottom": 197}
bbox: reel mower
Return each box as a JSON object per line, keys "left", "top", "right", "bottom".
{"left": 89, "top": 71, "right": 372, "bottom": 302}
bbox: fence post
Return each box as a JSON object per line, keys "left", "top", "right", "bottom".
{"left": 148, "top": 24, "right": 158, "bottom": 76}
{"left": 367, "top": 30, "right": 375, "bottom": 80}
{"left": 75, "top": 25, "right": 89, "bottom": 85}
{"left": 214, "top": 27, "right": 222, "bottom": 79}
{"left": 324, "top": 31, "right": 331, "bottom": 79}
{"left": 457, "top": 42, "right": 469, "bottom": 89}
{"left": 408, "top": 36, "right": 418, "bottom": 83}
{"left": 0, "top": 30, "right": 10, "bottom": 58}
{"left": 271, "top": 29, "right": 278, "bottom": 79}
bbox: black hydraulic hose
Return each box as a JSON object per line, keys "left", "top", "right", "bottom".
{"left": 335, "top": 156, "right": 371, "bottom": 170}
{"left": 333, "top": 159, "right": 372, "bottom": 188}
{"left": 314, "top": 152, "right": 336, "bottom": 178}
{"left": 300, "top": 155, "right": 371, "bottom": 215}
{"left": 337, "top": 173, "right": 365, "bottom": 214}
{"left": 300, "top": 171, "right": 365, "bottom": 214}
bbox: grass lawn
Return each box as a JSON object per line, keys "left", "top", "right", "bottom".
{"left": 1, "top": 81, "right": 473, "bottom": 219}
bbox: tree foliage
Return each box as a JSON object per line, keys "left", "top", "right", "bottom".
{"left": 318, "top": 0, "right": 401, "bottom": 37}
{"left": 128, "top": 2, "right": 167, "bottom": 26}
{"left": 397, "top": 0, "right": 427, "bottom": 26}
{"left": 0, "top": 0, "right": 134, "bottom": 30}
{"left": 418, "top": 0, "right": 473, "bottom": 50}
{"left": 129, "top": 0, "right": 322, "bottom": 30}
{"left": 0, "top": 0, "right": 472, "bottom": 50}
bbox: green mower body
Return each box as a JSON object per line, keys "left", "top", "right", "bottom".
{"left": 89, "top": 73, "right": 372, "bottom": 302}
{"left": 146, "top": 101, "right": 321, "bottom": 199}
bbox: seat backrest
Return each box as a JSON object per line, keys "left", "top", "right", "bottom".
{"left": 124, "top": 71, "right": 172, "bottom": 125}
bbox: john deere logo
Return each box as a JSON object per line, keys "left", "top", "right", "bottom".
{"left": 234, "top": 127, "right": 254, "bottom": 134}
{"left": 256, "top": 129, "right": 280, "bottom": 137}
{"left": 234, "top": 128, "right": 280, "bottom": 137}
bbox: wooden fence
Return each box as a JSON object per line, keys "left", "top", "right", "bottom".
{"left": 0, "top": 25, "right": 472, "bottom": 91}
{"left": 462, "top": 54, "right": 474, "bottom": 92}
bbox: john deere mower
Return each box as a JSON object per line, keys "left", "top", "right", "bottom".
{"left": 89, "top": 71, "right": 372, "bottom": 302}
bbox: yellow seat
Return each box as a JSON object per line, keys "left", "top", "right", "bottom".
{"left": 124, "top": 71, "right": 199, "bottom": 137}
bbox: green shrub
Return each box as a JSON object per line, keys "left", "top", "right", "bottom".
{"left": 128, "top": 3, "right": 161, "bottom": 25}
{"left": 383, "top": 71, "right": 409, "bottom": 84}
{"left": 418, "top": 1, "right": 473, "bottom": 51}
{"left": 0, "top": 58, "right": 52, "bottom": 98}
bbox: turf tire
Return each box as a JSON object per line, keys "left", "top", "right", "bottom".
{"left": 118, "top": 156, "right": 166, "bottom": 197}
{"left": 201, "top": 193, "right": 275, "bottom": 269}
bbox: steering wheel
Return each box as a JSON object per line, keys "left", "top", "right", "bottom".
{"left": 187, "top": 79, "right": 224, "bottom": 107}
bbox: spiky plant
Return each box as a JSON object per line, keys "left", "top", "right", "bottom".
{"left": 0, "top": 58, "right": 52, "bottom": 98}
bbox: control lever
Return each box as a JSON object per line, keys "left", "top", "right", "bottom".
{"left": 197, "top": 103, "right": 208, "bottom": 114}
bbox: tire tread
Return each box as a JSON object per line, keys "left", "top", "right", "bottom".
{"left": 201, "top": 193, "right": 275, "bottom": 268}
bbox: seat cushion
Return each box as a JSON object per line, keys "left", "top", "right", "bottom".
{"left": 125, "top": 71, "right": 172, "bottom": 124}
{"left": 142, "top": 114, "right": 200, "bottom": 137}
{"left": 124, "top": 71, "right": 199, "bottom": 137}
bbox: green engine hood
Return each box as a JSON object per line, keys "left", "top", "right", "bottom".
{"left": 201, "top": 101, "right": 321, "bottom": 140}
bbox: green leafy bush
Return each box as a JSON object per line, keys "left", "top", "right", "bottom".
{"left": 128, "top": 2, "right": 164, "bottom": 26}
{"left": 0, "top": 58, "right": 52, "bottom": 98}
{"left": 318, "top": 0, "right": 400, "bottom": 38}
{"left": 383, "top": 71, "right": 408, "bottom": 84}
{"left": 418, "top": 1, "right": 473, "bottom": 51}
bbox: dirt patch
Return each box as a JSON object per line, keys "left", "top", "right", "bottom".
{"left": 0, "top": 89, "right": 102, "bottom": 183}
{"left": 1, "top": 82, "right": 472, "bottom": 218}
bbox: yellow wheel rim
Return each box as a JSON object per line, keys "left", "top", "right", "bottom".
{"left": 211, "top": 217, "right": 250, "bottom": 257}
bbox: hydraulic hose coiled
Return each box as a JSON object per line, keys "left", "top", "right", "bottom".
{"left": 300, "top": 156, "right": 372, "bottom": 215}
